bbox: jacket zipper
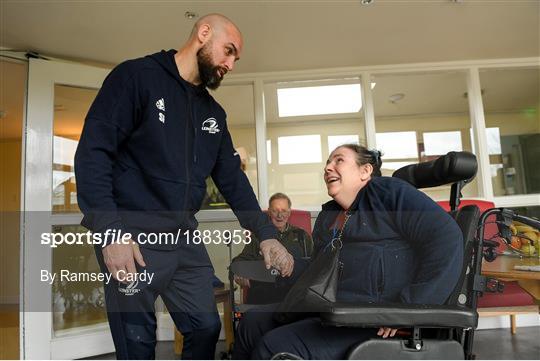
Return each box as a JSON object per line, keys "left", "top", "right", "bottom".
{"left": 192, "top": 103, "right": 198, "bottom": 163}
{"left": 184, "top": 91, "right": 193, "bottom": 212}
{"left": 338, "top": 261, "right": 344, "bottom": 280}
{"left": 187, "top": 92, "right": 198, "bottom": 164}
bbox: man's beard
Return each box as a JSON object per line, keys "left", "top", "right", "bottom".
{"left": 197, "top": 43, "right": 224, "bottom": 90}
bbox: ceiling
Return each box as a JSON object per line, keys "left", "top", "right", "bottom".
{"left": 1, "top": 0, "right": 539, "bottom": 73}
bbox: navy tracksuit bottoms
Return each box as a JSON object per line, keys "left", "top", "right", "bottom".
{"left": 94, "top": 243, "right": 221, "bottom": 360}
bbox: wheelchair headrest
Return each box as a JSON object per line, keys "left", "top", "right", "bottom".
{"left": 392, "top": 151, "right": 477, "bottom": 188}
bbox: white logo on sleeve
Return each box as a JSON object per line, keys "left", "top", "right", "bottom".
{"left": 159, "top": 113, "right": 165, "bottom": 123}
{"left": 156, "top": 98, "right": 165, "bottom": 111}
{"left": 201, "top": 117, "right": 220, "bottom": 134}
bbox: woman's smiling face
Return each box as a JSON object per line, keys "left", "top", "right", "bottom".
{"left": 324, "top": 146, "right": 373, "bottom": 208}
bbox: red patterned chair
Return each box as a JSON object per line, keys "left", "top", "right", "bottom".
{"left": 286, "top": 209, "right": 313, "bottom": 236}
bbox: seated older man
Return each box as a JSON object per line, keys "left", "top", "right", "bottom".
{"left": 232, "top": 193, "right": 313, "bottom": 304}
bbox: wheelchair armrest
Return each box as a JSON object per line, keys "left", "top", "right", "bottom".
{"left": 321, "top": 302, "right": 478, "bottom": 329}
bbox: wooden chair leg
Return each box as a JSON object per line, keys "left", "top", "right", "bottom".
{"left": 224, "top": 296, "right": 235, "bottom": 352}
{"left": 510, "top": 314, "right": 517, "bottom": 335}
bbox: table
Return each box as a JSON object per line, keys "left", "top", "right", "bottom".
{"left": 480, "top": 254, "right": 540, "bottom": 333}
{"left": 482, "top": 254, "right": 540, "bottom": 303}
{"left": 174, "top": 286, "right": 234, "bottom": 356}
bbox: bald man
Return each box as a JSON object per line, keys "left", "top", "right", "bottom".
{"left": 75, "top": 13, "right": 293, "bottom": 359}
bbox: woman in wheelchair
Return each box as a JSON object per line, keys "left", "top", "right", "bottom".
{"left": 233, "top": 144, "right": 464, "bottom": 360}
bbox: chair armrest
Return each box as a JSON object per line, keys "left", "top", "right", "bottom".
{"left": 321, "top": 302, "right": 478, "bottom": 329}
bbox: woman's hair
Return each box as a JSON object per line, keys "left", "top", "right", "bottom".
{"left": 335, "top": 144, "right": 383, "bottom": 177}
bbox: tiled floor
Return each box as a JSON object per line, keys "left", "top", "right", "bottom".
{"left": 472, "top": 326, "right": 540, "bottom": 360}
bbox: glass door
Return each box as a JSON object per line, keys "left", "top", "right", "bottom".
{"left": 22, "top": 58, "right": 113, "bottom": 359}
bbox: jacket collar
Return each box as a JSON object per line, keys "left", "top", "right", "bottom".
{"left": 148, "top": 49, "right": 208, "bottom": 96}
{"left": 321, "top": 181, "right": 370, "bottom": 212}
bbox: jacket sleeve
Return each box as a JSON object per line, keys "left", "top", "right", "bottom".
{"left": 211, "top": 122, "right": 278, "bottom": 242}
{"left": 74, "top": 63, "right": 139, "bottom": 236}
{"left": 390, "top": 182, "right": 464, "bottom": 305}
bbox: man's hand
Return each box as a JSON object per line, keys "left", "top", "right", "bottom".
{"left": 234, "top": 275, "right": 251, "bottom": 288}
{"left": 260, "top": 239, "right": 294, "bottom": 277}
{"left": 102, "top": 240, "right": 146, "bottom": 282}
{"left": 377, "top": 327, "right": 398, "bottom": 338}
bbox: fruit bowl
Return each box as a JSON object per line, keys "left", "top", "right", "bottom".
{"left": 507, "top": 223, "right": 539, "bottom": 257}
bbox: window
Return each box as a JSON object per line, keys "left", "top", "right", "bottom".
{"left": 277, "top": 83, "right": 362, "bottom": 117}
{"left": 52, "top": 136, "right": 77, "bottom": 208}
{"left": 266, "top": 79, "right": 367, "bottom": 208}
{"left": 327, "top": 135, "right": 359, "bottom": 154}
{"left": 423, "top": 131, "right": 463, "bottom": 156}
{"left": 376, "top": 131, "right": 418, "bottom": 159}
{"left": 486, "top": 127, "right": 502, "bottom": 155}
{"left": 53, "top": 136, "right": 78, "bottom": 166}
{"left": 376, "top": 131, "right": 418, "bottom": 174}
{"left": 480, "top": 67, "right": 540, "bottom": 197}
{"left": 266, "top": 140, "right": 272, "bottom": 164}
{"left": 52, "top": 85, "right": 96, "bottom": 213}
{"left": 278, "top": 135, "right": 322, "bottom": 165}
{"left": 372, "top": 71, "right": 477, "bottom": 200}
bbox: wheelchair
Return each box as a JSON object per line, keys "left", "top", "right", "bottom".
{"left": 230, "top": 151, "right": 539, "bottom": 360}
{"left": 283, "top": 151, "right": 538, "bottom": 360}
{"left": 314, "top": 151, "right": 482, "bottom": 360}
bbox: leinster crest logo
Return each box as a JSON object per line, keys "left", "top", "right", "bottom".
{"left": 201, "top": 118, "right": 220, "bottom": 134}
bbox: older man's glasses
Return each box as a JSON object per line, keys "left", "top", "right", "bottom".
{"left": 268, "top": 209, "right": 291, "bottom": 218}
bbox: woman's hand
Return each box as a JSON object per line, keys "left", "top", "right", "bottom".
{"left": 377, "top": 327, "right": 398, "bottom": 338}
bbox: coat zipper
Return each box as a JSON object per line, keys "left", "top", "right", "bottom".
{"left": 188, "top": 93, "right": 198, "bottom": 164}
{"left": 184, "top": 92, "right": 193, "bottom": 212}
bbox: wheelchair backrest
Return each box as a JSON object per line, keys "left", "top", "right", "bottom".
{"left": 445, "top": 205, "right": 481, "bottom": 308}
{"left": 392, "top": 151, "right": 477, "bottom": 189}
{"left": 393, "top": 151, "right": 481, "bottom": 309}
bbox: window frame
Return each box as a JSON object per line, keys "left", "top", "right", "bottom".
{"left": 196, "top": 58, "right": 540, "bottom": 220}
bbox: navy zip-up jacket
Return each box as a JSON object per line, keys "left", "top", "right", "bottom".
{"left": 288, "top": 176, "right": 464, "bottom": 305}
{"left": 74, "top": 49, "right": 277, "bottom": 249}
